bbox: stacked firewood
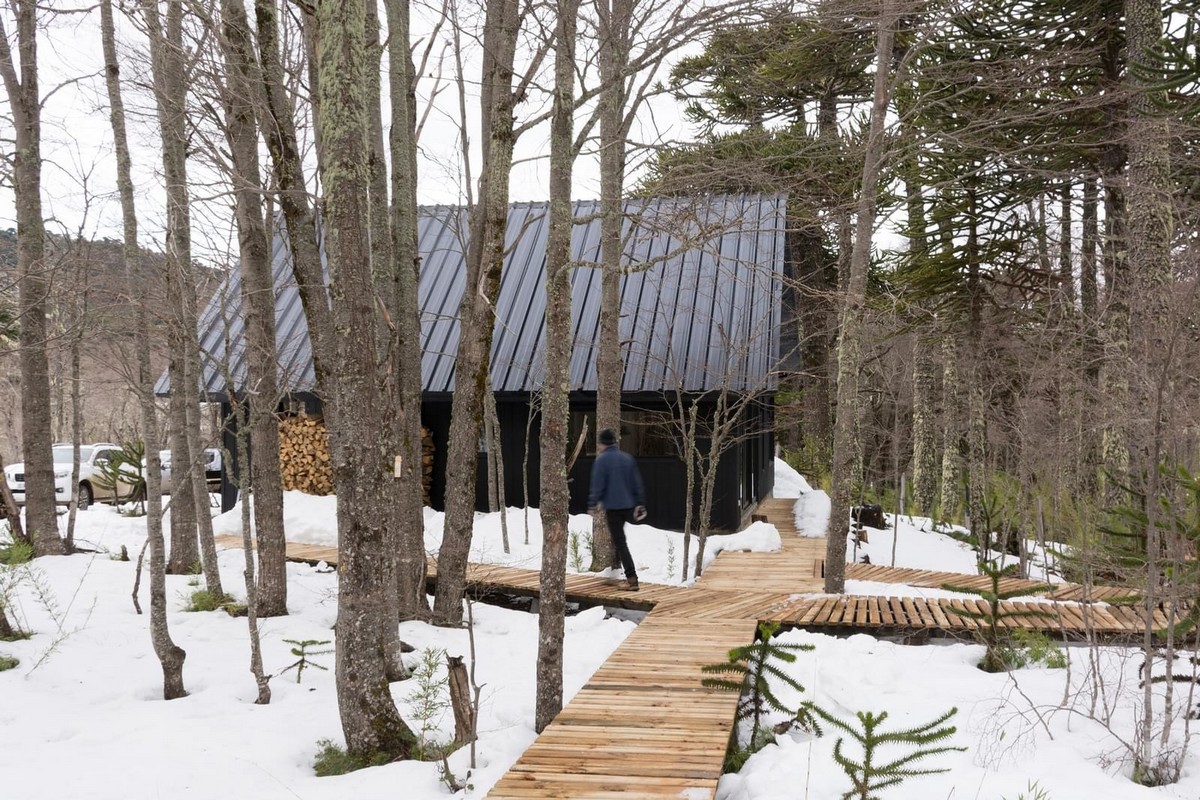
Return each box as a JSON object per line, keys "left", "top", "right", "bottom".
{"left": 277, "top": 414, "right": 434, "bottom": 502}
{"left": 278, "top": 414, "right": 333, "bottom": 495}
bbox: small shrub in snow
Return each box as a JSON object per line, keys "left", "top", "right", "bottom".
{"left": 312, "top": 739, "right": 392, "bottom": 776}
{"left": 183, "top": 588, "right": 230, "bottom": 613}
{"left": 941, "top": 560, "right": 1054, "bottom": 673}
{"left": 567, "top": 529, "right": 591, "bottom": 572}
{"left": 0, "top": 654, "right": 18, "bottom": 671}
{"left": 278, "top": 639, "right": 333, "bottom": 684}
{"left": 404, "top": 647, "right": 451, "bottom": 760}
{"left": 1004, "top": 781, "right": 1052, "bottom": 800}
{"left": 1002, "top": 629, "right": 1067, "bottom": 670}
{"left": 802, "top": 703, "right": 965, "bottom": 800}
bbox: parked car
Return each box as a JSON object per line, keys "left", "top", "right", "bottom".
{"left": 157, "top": 447, "right": 223, "bottom": 495}
{"left": 3, "top": 443, "right": 141, "bottom": 510}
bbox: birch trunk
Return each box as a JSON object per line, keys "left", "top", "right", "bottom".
{"left": 535, "top": 0, "right": 577, "bottom": 731}
{"left": 100, "top": 0, "right": 185, "bottom": 698}
{"left": 0, "top": 0, "right": 63, "bottom": 556}
{"left": 824, "top": 2, "right": 898, "bottom": 592}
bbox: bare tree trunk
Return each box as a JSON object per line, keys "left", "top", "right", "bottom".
{"left": 386, "top": 0, "right": 431, "bottom": 622}
{"left": 100, "top": 0, "right": 185, "bottom": 699}
{"left": 679, "top": 402, "right": 698, "bottom": 582}
{"left": 825, "top": 1, "right": 898, "bottom": 593}
{"left": 910, "top": 334, "right": 936, "bottom": 516}
{"left": 432, "top": 0, "right": 520, "bottom": 626}
{"left": 904, "top": 168, "right": 936, "bottom": 516}
{"left": 219, "top": 0, "right": 284, "bottom": 614}
{"left": 535, "top": 0, "right": 577, "bottom": 732}
{"left": 0, "top": 451, "right": 26, "bottom": 544}
{"left": 964, "top": 186, "right": 987, "bottom": 553}
{"left": 1125, "top": 0, "right": 1174, "bottom": 771}
{"left": 143, "top": 0, "right": 200, "bottom": 575}
{"left": 0, "top": 0, "right": 63, "bottom": 556}
{"left": 485, "top": 390, "right": 510, "bottom": 553}
{"left": 65, "top": 297, "right": 83, "bottom": 552}
{"left": 253, "top": 0, "right": 335, "bottom": 390}
{"left": 1079, "top": 174, "right": 1100, "bottom": 491}
{"left": 233, "top": 399, "right": 271, "bottom": 704}
{"left": 315, "top": 0, "right": 417, "bottom": 757}
{"left": 938, "top": 334, "right": 961, "bottom": 521}
{"left": 589, "top": 0, "right": 633, "bottom": 573}
{"left": 185, "top": 312, "right": 221, "bottom": 592}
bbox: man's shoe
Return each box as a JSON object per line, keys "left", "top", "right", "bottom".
{"left": 622, "top": 580, "right": 640, "bottom": 592}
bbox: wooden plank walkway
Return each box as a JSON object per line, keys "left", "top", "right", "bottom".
{"left": 214, "top": 494, "right": 1166, "bottom": 799}
{"left": 489, "top": 616, "right": 757, "bottom": 799}
{"left": 844, "top": 563, "right": 1138, "bottom": 603}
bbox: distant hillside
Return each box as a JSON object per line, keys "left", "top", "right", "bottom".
{"left": 0, "top": 230, "right": 223, "bottom": 458}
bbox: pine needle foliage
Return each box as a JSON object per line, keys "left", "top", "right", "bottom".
{"left": 280, "top": 639, "right": 334, "bottom": 684}
{"left": 1100, "top": 463, "right": 1200, "bottom": 638}
{"left": 802, "top": 702, "right": 965, "bottom": 800}
{"left": 701, "top": 621, "right": 814, "bottom": 768}
{"left": 942, "top": 559, "right": 1054, "bottom": 672}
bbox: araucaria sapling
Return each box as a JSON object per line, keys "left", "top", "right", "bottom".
{"left": 701, "top": 621, "right": 814, "bottom": 769}
{"left": 802, "top": 703, "right": 965, "bottom": 800}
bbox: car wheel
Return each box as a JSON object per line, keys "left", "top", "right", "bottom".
{"left": 78, "top": 482, "right": 93, "bottom": 511}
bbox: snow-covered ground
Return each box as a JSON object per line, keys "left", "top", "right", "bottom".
{"left": 1, "top": 504, "right": 635, "bottom": 799}
{"left": 3, "top": 459, "right": 1197, "bottom": 799}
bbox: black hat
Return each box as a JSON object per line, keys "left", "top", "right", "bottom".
{"left": 598, "top": 429, "right": 617, "bottom": 446}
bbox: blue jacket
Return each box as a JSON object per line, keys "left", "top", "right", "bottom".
{"left": 588, "top": 446, "right": 646, "bottom": 511}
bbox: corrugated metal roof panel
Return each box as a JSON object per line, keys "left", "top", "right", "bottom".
{"left": 169, "top": 194, "right": 787, "bottom": 398}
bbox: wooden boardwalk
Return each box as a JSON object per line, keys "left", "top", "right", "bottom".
{"left": 215, "top": 494, "right": 1163, "bottom": 799}
{"left": 844, "top": 563, "right": 1138, "bottom": 603}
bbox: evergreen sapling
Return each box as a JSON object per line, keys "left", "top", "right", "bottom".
{"left": 701, "top": 621, "right": 814, "bottom": 770}
{"left": 279, "top": 638, "right": 333, "bottom": 684}
{"left": 942, "top": 559, "right": 1054, "bottom": 672}
{"left": 802, "top": 702, "right": 966, "bottom": 800}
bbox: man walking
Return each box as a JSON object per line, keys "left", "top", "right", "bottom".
{"left": 588, "top": 428, "right": 647, "bottom": 591}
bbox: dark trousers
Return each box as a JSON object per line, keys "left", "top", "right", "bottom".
{"left": 605, "top": 508, "right": 638, "bottom": 583}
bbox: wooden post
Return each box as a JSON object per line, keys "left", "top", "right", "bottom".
{"left": 447, "top": 654, "right": 475, "bottom": 747}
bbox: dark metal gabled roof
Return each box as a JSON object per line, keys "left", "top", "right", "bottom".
{"left": 158, "top": 193, "right": 787, "bottom": 399}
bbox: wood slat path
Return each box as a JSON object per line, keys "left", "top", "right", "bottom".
{"left": 844, "top": 563, "right": 1138, "bottom": 603}
{"left": 489, "top": 616, "right": 757, "bottom": 799}
{"left": 215, "top": 493, "right": 1166, "bottom": 799}
{"left": 694, "top": 497, "right": 824, "bottom": 595}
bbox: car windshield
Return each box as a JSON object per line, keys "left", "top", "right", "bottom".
{"left": 53, "top": 446, "right": 93, "bottom": 464}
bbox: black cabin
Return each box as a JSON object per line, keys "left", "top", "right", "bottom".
{"left": 162, "top": 194, "right": 788, "bottom": 532}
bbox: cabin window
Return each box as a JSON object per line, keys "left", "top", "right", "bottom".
{"left": 568, "top": 408, "right": 677, "bottom": 458}
{"left": 621, "top": 410, "right": 678, "bottom": 458}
